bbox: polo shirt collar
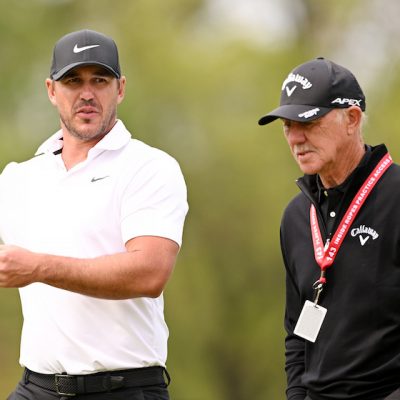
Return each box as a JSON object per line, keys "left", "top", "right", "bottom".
{"left": 316, "top": 145, "right": 372, "bottom": 201}
{"left": 35, "top": 119, "right": 131, "bottom": 156}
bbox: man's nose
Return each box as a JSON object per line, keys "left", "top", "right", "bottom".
{"left": 80, "top": 83, "right": 95, "bottom": 101}
{"left": 286, "top": 125, "right": 306, "bottom": 145}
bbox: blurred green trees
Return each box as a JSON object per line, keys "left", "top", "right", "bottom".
{"left": 1, "top": 0, "right": 400, "bottom": 399}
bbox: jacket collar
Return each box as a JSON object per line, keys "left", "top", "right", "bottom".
{"left": 296, "top": 143, "right": 389, "bottom": 236}
{"left": 296, "top": 144, "right": 386, "bottom": 204}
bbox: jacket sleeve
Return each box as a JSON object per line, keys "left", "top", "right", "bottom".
{"left": 281, "top": 228, "right": 307, "bottom": 400}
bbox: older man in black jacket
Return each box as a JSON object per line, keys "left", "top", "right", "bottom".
{"left": 259, "top": 57, "right": 400, "bottom": 400}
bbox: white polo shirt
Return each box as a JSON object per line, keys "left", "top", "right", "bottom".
{"left": 0, "top": 120, "right": 188, "bottom": 374}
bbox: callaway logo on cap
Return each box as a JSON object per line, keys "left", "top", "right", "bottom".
{"left": 50, "top": 29, "right": 121, "bottom": 81}
{"left": 258, "top": 57, "right": 366, "bottom": 125}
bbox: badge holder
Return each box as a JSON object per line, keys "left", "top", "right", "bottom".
{"left": 294, "top": 275, "right": 327, "bottom": 343}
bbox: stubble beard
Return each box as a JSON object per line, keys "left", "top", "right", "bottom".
{"left": 60, "top": 106, "right": 117, "bottom": 143}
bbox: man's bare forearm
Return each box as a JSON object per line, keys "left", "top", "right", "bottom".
{"left": 0, "top": 236, "right": 179, "bottom": 299}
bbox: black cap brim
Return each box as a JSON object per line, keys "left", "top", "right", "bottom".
{"left": 51, "top": 61, "right": 121, "bottom": 81}
{"left": 258, "top": 104, "right": 333, "bottom": 125}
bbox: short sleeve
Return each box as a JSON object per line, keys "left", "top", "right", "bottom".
{"left": 120, "top": 155, "right": 188, "bottom": 246}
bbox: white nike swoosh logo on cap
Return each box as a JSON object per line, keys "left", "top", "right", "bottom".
{"left": 285, "top": 85, "right": 297, "bottom": 97}
{"left": 73, "top": 44, "right": 100, "bottom": 53}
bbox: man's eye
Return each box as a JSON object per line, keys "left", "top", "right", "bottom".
{"left": 64, "top": 77, "right": 80, "bottom": 84}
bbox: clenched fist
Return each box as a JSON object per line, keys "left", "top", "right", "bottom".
{"left": 0, "top": 245, "right": 40, "bottom": 288}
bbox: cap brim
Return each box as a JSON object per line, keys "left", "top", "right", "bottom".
{"left": 258, "top": 105, "right": 333, "bottom": 125}
{"left": 51, "top": 61, "right": 120, "bottom": 80}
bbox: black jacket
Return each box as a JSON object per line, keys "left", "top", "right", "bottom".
{"left": 281, "top": 144, "right": 400, "bottom": 400}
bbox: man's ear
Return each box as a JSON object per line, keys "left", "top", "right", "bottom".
{"left": 117, "top": 76, "right": 126, "bottom": 105}
{"left": 346, "top": 106, "right": 363, "bottom": 135}
{"left": 46, "top": 79, "right": 57, "bottom": 106}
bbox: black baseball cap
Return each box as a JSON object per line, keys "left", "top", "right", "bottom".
{"left": 258, "top": 57, "right": 365, "bottom": 125}
{"left": 50, "top": 29, "right": 121, "bottom": 80}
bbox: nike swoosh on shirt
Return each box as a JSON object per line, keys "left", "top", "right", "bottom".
{"left": 73, "top": 44, "right": 100, "bottom": 53}
{"left": 90, "top": 176, "right": 110, "bottom": 183}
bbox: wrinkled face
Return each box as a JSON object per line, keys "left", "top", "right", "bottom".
{"left": 282, "top": 109, "right": 351, "bottom": 177}
{"left": 46, "top": 65, "right": 126, "bottom": 143}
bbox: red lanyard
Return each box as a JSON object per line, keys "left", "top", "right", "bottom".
{"left": 310, "top": 153, "right": 392, "bottom": 286}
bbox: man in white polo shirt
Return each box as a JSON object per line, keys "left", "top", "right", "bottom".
{"left": 1, "top": 29, "right": 188, "bottom": 400}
